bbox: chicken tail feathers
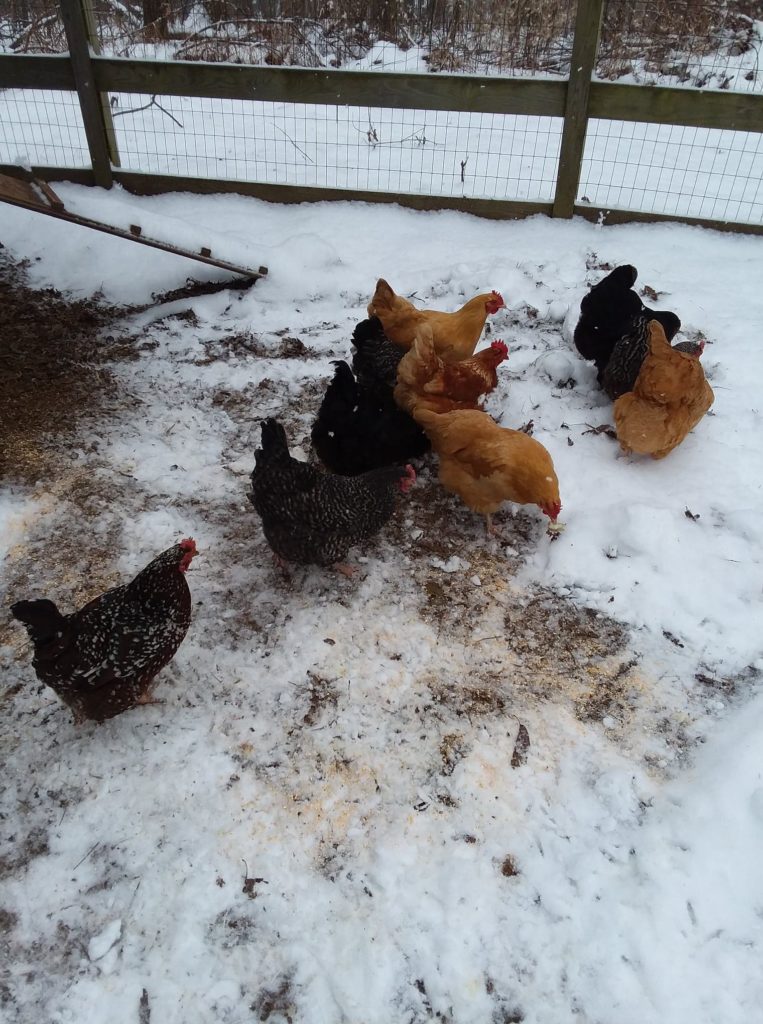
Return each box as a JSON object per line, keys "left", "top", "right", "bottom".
{"left": 606, "top": 264, "right": 638, "bottom": 290}
{"left": 352, "top": 316, "right": 385, "bottom": 349}
{"left": 646, "top": 309, "right": 681, "bottom": 342}
{"left": 257, "top": 418, "right": 291, "bottom": 463}
{"left": 11, "top": 599, "right": 65, "bottom": 646}
{"left": 311, "top": 362, "right": 360, "bottom": 465}
{"left": 324, "top": 360, "right": 358, "bottom": 410}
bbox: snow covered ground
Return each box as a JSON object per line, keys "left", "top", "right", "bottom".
{"left": 1, "top": 188, "right": 762, "bottom": 1023}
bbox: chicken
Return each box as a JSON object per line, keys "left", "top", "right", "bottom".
{"left": 368, "top": 278, "right": 505, "bottom": 361}
{"left": 613, "top": 320, "right": 714, "bottom": 459}
{"left": 249, "top": 418, "right": 415, "bottom": 572}
{"left": 10, "top": 539, "right": 197, "bottom": 723}
{"left": 350, "top": 316, "right": 403, "bottom": 399}
{"left": 602, "top": 310, "right": 688, "bottom": 400}
{"left": 422, "top": 338, "right": 509, "bottom": 404}
{"left": 412, "top": 406, "right": 561, "bottom": 536}
{"left": 311, "top": 360, "right": 429, "bottom": 476}
{"left": 574, "top": 264, "right": 680, "bottom": 389}
{"left": 394, "top": 325, "right": 507, "bottom": 416}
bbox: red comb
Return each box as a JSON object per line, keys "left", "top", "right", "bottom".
{"left": 486, "top": 290, "right": 505, "bottom": 314}
{"left": 178, "top": 537, "right": 197, "bottom": 572}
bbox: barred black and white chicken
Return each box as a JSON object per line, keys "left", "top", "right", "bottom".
{"left": 601, "top": 310, "right": 682, "bottom": 400}
{"left": 10, "top": 540, "right": 196, "bottom": 723}
{"left": 249, "top": 418, "right": 415, "bottom": 574}
{"left": 350, "top": 316, "right": 403, "bottom": 399}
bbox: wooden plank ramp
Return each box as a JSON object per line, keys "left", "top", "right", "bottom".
{"left": 0, "top": 171, "right": 268, "bottom": 282}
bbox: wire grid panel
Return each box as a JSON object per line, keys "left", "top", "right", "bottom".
{"left": 598, "top": 0, "right": 762, "bottom": 92}
{"left": 109, "top": 93, "right": 563, "bottom": 201}
{"left": 578, "top": 119, "right": 763, "bottom": 223}
{"left": 0, "top": 89, "right": 89, "bottom": 167}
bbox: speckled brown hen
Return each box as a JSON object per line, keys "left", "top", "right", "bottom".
{"left": 11, "top": 540, "right": 196, "bottom": 723}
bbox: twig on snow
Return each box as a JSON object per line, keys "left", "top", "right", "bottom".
{"left": 73, "top": 841, "right": 100, "bottom": 869}
{"left": 112, "top": 95, "right": 184, "bottom": 129}
{"left": 268, "top": 121, "right": 314, "bottom": 164}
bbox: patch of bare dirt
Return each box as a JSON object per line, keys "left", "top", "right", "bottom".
{"left": 251, "top": 974, "right": 296, "bottom": 1022}
{"left": 198, "top": 330, "right": 318, "bottom": 365}
{"left": 0, "top": 249, "right": 140, "bottom": 481}
{"left": 385, "top": 471, "right": 641, "bottom": 730}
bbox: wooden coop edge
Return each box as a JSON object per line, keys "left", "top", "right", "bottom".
{"left": 0, "top": 169, "right": 268, "bottom": 279}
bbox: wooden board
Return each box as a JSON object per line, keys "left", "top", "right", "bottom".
{"left": 92, "top": 58, "right": 568, "bottom": 116}
{"left": 0, "top": 171, "right": 268, "bottom": 279}
{"left": 0, "top": 173, "right": 42, "bottom": 207}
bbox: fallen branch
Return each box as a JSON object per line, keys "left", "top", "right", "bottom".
{"left": 112, "top": 94, "right": 184, "bottom": 129}
{"left": 268, "top": 121, "right": 314, "bottom": 164}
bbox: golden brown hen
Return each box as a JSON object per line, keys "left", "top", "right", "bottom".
{"left": 412, "top": 406, "right": 562, "bottom": 536}
{"left": 368, "top": 278, "right": 505, "bottom": 361}
{"left": 394, "top": 325, "right": 508, "bottom": 416}
{"left": 613, "top": 320, "right": 714, "bottom": 459}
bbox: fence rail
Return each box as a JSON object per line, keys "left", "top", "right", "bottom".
{"left": 1, "top": 0, "right": 762, "bottom": 233}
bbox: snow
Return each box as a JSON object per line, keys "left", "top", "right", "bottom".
{"left": 1, "top": 188, "right": 762, "bottom": 1023}
{"left": 0, "top": 489, "right": 36, "bottom": 569}
{"left": 87, "top": 919, "right": 122, "bottom": 962}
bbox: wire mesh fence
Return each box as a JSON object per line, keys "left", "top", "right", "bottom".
{"left": 578, "top": 120, "right": 763, "bottom": 223}
{"left": 0, "top": 90, "right": 89, "bottom": 167}
{"left": 107, "top": 93, "right": 563, "bottom": 200}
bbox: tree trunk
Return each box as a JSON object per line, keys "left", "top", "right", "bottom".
{"left": 142, "top": 0, "right": 168, "bottom": 40}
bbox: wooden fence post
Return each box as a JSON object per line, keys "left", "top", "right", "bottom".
{"left": 60, "top": 0, "right": 119, "bottom": 187}
{"left": 80, "top": 0, "right": 121, "bottom": 170}
{"left": 552, "top": 0, "right": 605, "bottom": 218}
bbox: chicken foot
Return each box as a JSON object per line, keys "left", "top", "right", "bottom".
{"left": 135, "top": 693, "right": 166, "bottom": 708}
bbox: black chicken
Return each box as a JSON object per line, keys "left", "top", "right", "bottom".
{"left": 350, "top": 316, "right": 403, "bottom": 398}
{"left": 250, "top": 418, "right": 415, "bottom": 573}
{"left": 311, "top": 360, "right": 429, "bottom": 476}
{"left": 10, "top": 539, "right": 197, "bottom": 723}
{"left": 573, "top": 264, "right": 680, "bottom": 391}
